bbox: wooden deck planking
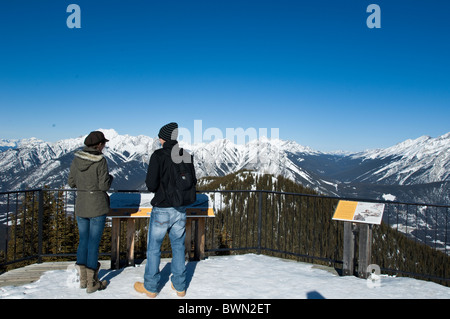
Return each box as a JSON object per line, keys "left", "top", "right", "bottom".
{"left": 0, "top": 261, "right": 111, "bottom": 287}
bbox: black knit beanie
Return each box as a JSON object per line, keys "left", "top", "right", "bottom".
{"left": 158, "top": 122, "right": 178, "bottom": 141}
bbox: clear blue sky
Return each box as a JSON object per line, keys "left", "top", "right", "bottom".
{"left": 1, "top": 0, "right": 449, "bottom": 152}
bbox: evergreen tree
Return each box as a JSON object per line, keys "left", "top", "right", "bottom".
{"left": 6, "top": 190, "right": 40, "bottom": 269}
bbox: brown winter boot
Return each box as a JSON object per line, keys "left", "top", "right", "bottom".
{"left": 134, "top": 282, "right": 157, "bottom": 298}
{"left": 86, "top": 263, "right": 108, "bottom": 293}
{"left": 75, "top": 264, "right": 87, "bottom": 289}
{"left": 171, "top": 282, "right": 186, "bottom": 297}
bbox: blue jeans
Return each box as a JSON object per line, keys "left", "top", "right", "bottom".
{"left": 144, "top": 206, "right": 187, "bottom": 293}
{"left": 76, "top": 215, "right": 106, "bottom": 270}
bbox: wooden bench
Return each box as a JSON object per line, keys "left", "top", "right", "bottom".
{"left": 107, "top": 193, "right": 214, "bottom": 269}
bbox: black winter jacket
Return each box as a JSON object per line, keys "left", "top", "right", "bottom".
{"left": 145, "top": 140, "right": 197, "bottom": 207}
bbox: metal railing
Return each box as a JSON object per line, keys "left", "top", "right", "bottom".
{"left": 1, "top": 188, "right": 449, "bottom": 286}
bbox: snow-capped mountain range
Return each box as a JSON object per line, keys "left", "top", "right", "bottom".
{"left": 348, "top": 133, "right": 450, "bottom": 185}
{"left": 1, "top": 129, "right": 449, "bottom": 205}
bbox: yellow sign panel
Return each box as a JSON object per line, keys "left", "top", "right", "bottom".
{"left": 333, "top": 201, "right": 358, "bottom": 221}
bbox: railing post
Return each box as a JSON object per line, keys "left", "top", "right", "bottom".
{"left": 257, "top": 191, "right": 262, "bottom": 255}
{"left": 37, "top": 189, "right": 44, "bottom": 264}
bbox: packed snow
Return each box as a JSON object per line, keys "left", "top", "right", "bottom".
{"left": 382, "top": 193, "right": 397, "bottom": 201}
{"left": 1, "top": 254, "right": 449, "bottom": 299}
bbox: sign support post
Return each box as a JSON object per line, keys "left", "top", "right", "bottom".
{"left": 358, "top": 223, "right": 373, "bottom": 279}
{"left": 343, "top": 222, "right": 355, "bottom": 276}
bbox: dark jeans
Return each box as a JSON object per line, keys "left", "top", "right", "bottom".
{"left": 76, "top": 215, "right": 106, "bottom": 270}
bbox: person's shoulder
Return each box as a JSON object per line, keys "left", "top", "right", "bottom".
{"left": 151, "top": 148, "right": 169, "bottom": 160}
{"left": 153, "top": 148, "right": 166, "bottom": 155}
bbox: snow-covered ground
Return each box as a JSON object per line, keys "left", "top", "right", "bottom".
{"left": 0, "top": 254, "right": 449, "bottom": 299}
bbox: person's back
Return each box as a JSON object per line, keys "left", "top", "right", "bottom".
{"left": 135, "top": 122, "right": 196, "bottom": 298}
{"left": 146, "top": 139, "right": 196, "bottom": 208}
{"left": 68, "top": 145, "right": 112, "bottom": 217}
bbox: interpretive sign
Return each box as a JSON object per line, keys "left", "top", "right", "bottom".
{"left": 332, "top": 200, "right": 384, "bottom": 225}
{"left": 108, "top": 192, "right": 214, "bottom": 217}
{"left": 108, "top": 192, "right": 215, "bottom": 267}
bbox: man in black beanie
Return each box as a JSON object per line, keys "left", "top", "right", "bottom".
{"left": 135, "top": 122, "right": 196, "bottom": 298}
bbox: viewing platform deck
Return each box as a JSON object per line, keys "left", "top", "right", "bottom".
{"left": 0, "top": 255, "right": 448, "bottom": 299}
